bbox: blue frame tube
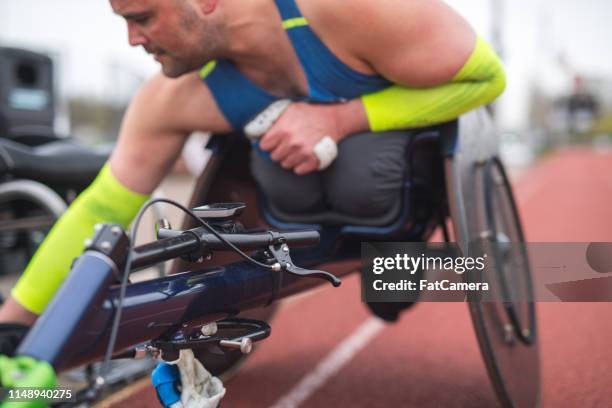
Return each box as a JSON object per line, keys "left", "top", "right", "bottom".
{"left": 17, "top": 251, "right": 118, "bottom": 368}
{"left": 18, "top": 256, "right": 350, "bottom": 371}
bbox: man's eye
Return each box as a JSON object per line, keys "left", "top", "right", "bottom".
{"left": 132, "top": 16, "right": 150, "bottom": 25}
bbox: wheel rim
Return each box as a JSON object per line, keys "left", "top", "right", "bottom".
{"left": 483, "top": 157, "right": 536, "bottom": 346}
{"left": 466, "top": 157, "right": 540, "bottom": 408}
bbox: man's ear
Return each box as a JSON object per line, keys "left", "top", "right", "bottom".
{"left": 190, "top": 0, "right": 218, "bottom": 15}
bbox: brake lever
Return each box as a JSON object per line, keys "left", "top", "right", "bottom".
{"left": 268, "top": 242, "right": 341, "bottom": 287}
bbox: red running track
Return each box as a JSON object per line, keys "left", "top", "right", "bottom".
{"left": 105, "top": 147, "right": 612, "bottom": 408}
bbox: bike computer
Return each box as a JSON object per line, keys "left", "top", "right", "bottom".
{"left": 193, "top": 203, "right": 246, "bottom": 220}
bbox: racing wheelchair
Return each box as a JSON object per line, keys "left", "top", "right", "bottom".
{"left": 6, "top": 108, "right": 538, "bottom": 408}
{"left": 0, "top": 134, "right": 108, "bottom": 280}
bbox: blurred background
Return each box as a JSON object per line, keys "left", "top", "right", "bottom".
{"left": 1, "top": 0, "right": 612, "bottom": 164}
{"left": 1, "top": 2, "right": 611, "bottom": 406}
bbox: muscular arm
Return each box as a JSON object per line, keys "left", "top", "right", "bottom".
{"left": 111, "top": 72, "right": 231, "bottom": 194}
{"left": 1, "top": 72, "right": 231, "bottom": 321}
{"left": 361, "top": 35, "right": 506, "bottom": 130}
{"left": 306, "top": 0, "right": 505, "bottom": 131}
{"left": 263, "top": 0, "right": 505, "bottom": 174}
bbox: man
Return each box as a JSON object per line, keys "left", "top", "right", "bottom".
{"left": 0, "top": 0, "right": 505, "bottom": 332}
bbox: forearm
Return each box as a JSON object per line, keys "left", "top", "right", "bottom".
{"left": 361, "top": 36, "right": 506, "bottom": 131}
{"left": 326, "top": 36, "right": 504, "bottom": 140}
{"left": 11, "top": 164, "right": 149, "bottom": 315}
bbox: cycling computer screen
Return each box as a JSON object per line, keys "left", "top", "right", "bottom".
{"left": 193, "top": 203, "right": 246, "bottom": 219}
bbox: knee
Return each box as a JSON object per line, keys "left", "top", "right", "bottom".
{"left": 325, "top": 132, "right": 409, "bottom": 218}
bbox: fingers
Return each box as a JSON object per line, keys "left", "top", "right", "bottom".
{"left": 280, "top": 150, "right": 303, "bottom": 169}
{"left": 259, "top": 104, "right": 297, "bottom": 151}
{"left": 268, "top": 137, "right": 319, "bottom": 174}
{"left": 267, "top": 134, "right": 308, "bottom": 169}
{"left": 294, "top": 158, "right": 318, "bottom": 175}
{"left": 271, "top": 149, "right": 317, "bottom": 175}
{"left": 259, "top": 129, "right": 283, "bottom": 151}
{"left": 270, "top": 140, "right": 294, "bottom": 162}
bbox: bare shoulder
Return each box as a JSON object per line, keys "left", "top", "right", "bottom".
{"left": 130, "top": 72, "right": 231, "bottom": 134}
{"left": 302, "top": 0, "right": 476, "bottom": 85}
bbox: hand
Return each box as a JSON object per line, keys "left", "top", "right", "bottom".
{"left": 258, "top": 102, "right": 344, "bottom": 175}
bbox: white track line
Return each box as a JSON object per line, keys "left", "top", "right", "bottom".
{"left": 269, "top": 317, "right": 386, "bottom": 408}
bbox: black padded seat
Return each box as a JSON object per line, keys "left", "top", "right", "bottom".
{"left": 260, "top": 121, "right": 458, "bottom": 231}
{"left": 0, "top": 138, "right": 110, "bottom": 186}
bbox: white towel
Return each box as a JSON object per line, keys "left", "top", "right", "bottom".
{"left": 169, "top": 349, "right": 226, "bottom": 408}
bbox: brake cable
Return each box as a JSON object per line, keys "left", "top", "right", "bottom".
{"left": 93, "top": 197, "right": 277, "bottom": 398}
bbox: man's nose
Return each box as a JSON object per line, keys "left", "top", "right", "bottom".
{"left": 127, "top": 22, "right": 148, "bottom": 47}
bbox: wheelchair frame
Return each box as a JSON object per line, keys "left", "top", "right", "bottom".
{"left": 14, "top": 108, "right": 538, "bottom": 408}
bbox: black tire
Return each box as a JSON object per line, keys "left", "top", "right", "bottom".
{"left": 467, "top": 157, "right": 540, "bottom": 408}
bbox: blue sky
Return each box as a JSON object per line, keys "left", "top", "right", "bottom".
{"left": 1, "top": 0, "right": 611, "bottom": 129}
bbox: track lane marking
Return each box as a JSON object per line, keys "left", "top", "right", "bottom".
{"left": 269, "top": 317, "right": 386, "bottom": 408}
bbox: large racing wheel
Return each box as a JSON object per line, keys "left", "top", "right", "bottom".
{"left": 467, "top": 156, "right": 540, "bottom": 408}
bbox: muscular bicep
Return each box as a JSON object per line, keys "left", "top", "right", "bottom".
{"left": 128, "top": 72, "right": 232, "bottom": 135}
{"left": 341, "top": 0, "right": 477, "bottom": 86}
{"left": 111, "top": 72, "right": 232, "bottom": 193}
{"left": 319, "top": 0, "right": 505, "bottom": 131}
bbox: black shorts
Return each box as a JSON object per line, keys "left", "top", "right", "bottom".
{"left": 250, "top": 130, "right": 414, "bottom": 218}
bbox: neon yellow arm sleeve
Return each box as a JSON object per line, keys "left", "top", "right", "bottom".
{"left": 361, "top": 36, "right": 506, "bottom": 131}
{"left": 12, "top": 164, "right": 149, "bottom": 315}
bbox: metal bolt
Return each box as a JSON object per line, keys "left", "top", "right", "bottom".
{"left": 201, "top": 322, "right": 218, "bottom": 336}
{"left": 94, "top": 223, "right": 104, "bottom": 232}
{"left": 282, "top": 245, "right": 289, "bottom": 252}
{"left": 95, "top": 376, "right": 106, "bottom": 386}
{"left": 205, "top": 254, "right": 212, "bottom": 261}
{"left": 100, "top": 241, "right": 112, "bottom": 251}
{"left": 272, "top": 263, "right": 281, "bottom": 272}
{"left": 146, "top": 345, "right": 161, "bottom": 359}
{"left": 285, "top": 262, "right": 292, "bottom": 269}
{"left": 220, "top": 338, "right": 252, "bottom": 354}
{"left": 84, "top": 238, "right": 93, "bottom": 248}
{"left": 111, "top": 226, "right": 123, "bottom": 236}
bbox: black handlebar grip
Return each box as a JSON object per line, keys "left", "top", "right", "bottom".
{"left": 202, "top": 230, "right": 320, "bottom": 249}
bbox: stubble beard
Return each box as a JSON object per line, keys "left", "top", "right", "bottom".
{"left": 161, "top": 7, "right": 223, "bottom": 78}
{"left": 160, "top": 56, "right": 199, "bottom": 78}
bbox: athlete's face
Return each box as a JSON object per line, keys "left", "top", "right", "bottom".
{"left": 110, "top": 0, "right": 220, "bottom": 77}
